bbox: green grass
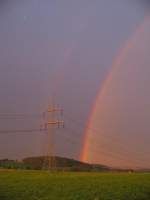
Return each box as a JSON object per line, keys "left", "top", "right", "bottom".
{"left": 0, "top": 170, "right": 150, "bottom": 200}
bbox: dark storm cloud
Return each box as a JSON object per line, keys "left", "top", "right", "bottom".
{"left": 136, "top": 0, "right": 150, "bottom": 9}
{"left": 0, "top": 0, "right": 18, "bottom": 9}
{"left": 0, "top": 0, "right": 9, "bottom": 6}
{"left": 128, "top": 0, "right": 150, "bottom": 14}
{"left": 140, "top": 0, "right": 150, "bottom": 6}
{"left": 0, "top": 0, "right": 12, "bottom": 11}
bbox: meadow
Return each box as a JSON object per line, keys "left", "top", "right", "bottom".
{"left": 0, "top": 170, "right": 150, "bottom": 200}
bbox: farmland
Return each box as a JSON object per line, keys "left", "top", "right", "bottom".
{"left": 0, "top": 170, "right": 150, "bottom": 200}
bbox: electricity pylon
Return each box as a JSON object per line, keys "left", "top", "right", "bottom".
{"left": 43, "top": 105, "right": 64, "bottom": 171}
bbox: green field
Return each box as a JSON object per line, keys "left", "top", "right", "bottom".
{"left": 0, "top": 170, "right": 150, "bottom": 200}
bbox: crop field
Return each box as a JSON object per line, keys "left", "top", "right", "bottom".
{"left": 0, "top": 170, "right": 150, "bottom": 200}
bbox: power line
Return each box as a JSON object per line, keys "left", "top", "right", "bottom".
{"left": 58, "top": 126, "right": 150, "bottom": 168}
{"left": 64, "top": 113, "right": 150, "bottom": 160}
{"left": 0, "top": 129, "right": 46, "bottom": 134}
{"left": 0, "top": 113, "right": 43, "bottom": 120}
{"left": 0, "top": 113, "right": 42, "bottom": 116}
{"left": 0, "top": 111, "right": 149, "bottom": 168}
{"left": 55, "top": 114, "right": 150, "bottom": 167}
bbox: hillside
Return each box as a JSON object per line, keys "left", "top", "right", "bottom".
{"left": 22, "top": 156, "right": 110, "bottom": 171}
{"left": 1, "top": 156, "right": 147, "bottom": 172}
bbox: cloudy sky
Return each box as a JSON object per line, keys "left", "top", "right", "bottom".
{"left": 0, "top": 0, "right": 150, "bottom": 168}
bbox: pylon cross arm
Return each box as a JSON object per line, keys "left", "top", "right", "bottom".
{"left": 47, "top": 120, "right": 64, "bottom": 125}
{"left": 48, "top": 108, "right": 63, "bottom": 113}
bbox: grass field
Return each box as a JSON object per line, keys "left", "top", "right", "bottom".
{"left": 0, "top": 170, "right": 150, "bottom": 200}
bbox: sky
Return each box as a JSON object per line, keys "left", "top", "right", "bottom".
{"left": 0, "top": 0, "right": 150, "bottom": 168}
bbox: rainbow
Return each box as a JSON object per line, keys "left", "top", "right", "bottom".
{"left": 81, "top": 15, "right": 150, "bottom": 163}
